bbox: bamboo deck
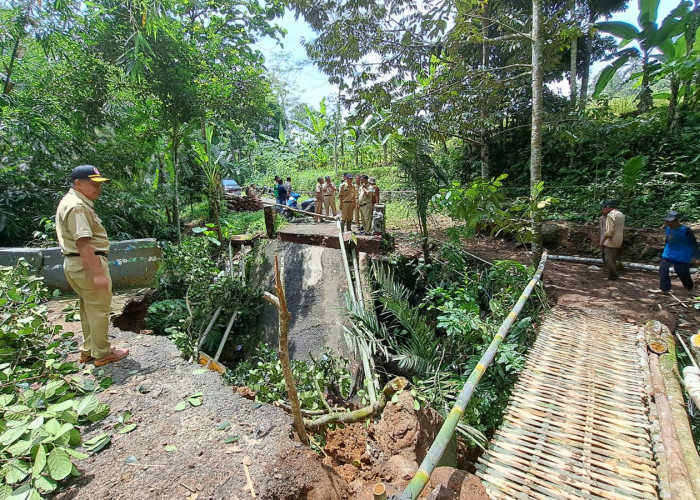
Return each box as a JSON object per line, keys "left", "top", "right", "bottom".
{"left": 476, "top": 309, "right": 658, "bottom": 499}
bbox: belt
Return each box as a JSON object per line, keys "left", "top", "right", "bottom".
{"left": 324, "top": 195, "right": 333, "bottom": 197}
{"left": 359, "top": 203, "right": 370, "bottom": 207}
{"left": 64, "top": 252, "right": 107, "bottom": 257}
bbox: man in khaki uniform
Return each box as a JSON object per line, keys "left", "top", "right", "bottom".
{"left": 323, "top": 175, "right": 337, "bottom": 217}
{"left": 357, "top": 175, "right": 373, "bottom": 233}
{"left": 339, "top": 173, "right": 356, "bottom": 232}
{"left": 56, "top": 165, "right": 129, "bottom": 367}
{"left": 598, "top": 199, "right": 625, "bottom": 281}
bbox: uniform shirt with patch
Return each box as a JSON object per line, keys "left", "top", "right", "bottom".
{"left": 55, "top": 188, "right": 110, "bottom": 255}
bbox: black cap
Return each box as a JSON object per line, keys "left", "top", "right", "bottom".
{"left": 71, "top": 165, "right": 110, "bottom": 183}
{"left": 346, "top": 173, "right": 354, "bottom": 179}
{"left": 663, "top": 210, "right": 679, "bottom": 222}
{"left": 601, "top": 199, "right": 619, "bottom": 208}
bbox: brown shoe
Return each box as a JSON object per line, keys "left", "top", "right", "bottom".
{"left": 79, "top": 353, "right": 95, "bottom": 363}
{"left": 94, "top": 348, "right": 129, "bottom": 367}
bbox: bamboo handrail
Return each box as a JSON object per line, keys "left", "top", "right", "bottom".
{"left": 396, "top": 251, "right": 549, "bottom": 500}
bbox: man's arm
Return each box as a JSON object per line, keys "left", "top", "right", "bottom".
{"left": 76, "top": 237, "right": 110, "bottom": 289}
{"left": 686, "top": 228, "right": 700, "bottom": 260}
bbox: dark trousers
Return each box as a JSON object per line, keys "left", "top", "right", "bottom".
{"left": 659, "top": 258, "right": 694, "bottom": 292}
{"left": 602, "top": 246, "right": 620, "bottom": 280}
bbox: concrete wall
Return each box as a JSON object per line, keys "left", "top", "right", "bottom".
{"left": 250, "top": 240, "right": 351, "bottom": 361}
{"left": 0, "top": 239, "right": 160, "bottom": 291}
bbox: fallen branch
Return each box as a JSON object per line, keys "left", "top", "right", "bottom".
{"left": 274, "top": 401, "right": 335, "bottom": 416}
{"left": 303, "top": 377, "right": 408, "bottom": 430}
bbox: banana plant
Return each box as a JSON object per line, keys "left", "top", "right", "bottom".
{"left": 192, "top": 122, "right": 225, "bottom": 233}
{"left": 595, "top": 0, "right": 692, "bottom": 112}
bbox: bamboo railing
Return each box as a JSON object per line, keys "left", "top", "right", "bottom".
{"left": 396, "top": 251, "right": 548, "bottom": 500}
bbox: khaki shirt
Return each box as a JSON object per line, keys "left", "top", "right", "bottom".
{"left": 56, "top": 188, "right": 110, "bottom": 255}
{"left": 323, "top": 182, "right": 336, "bottom": 196}
{"left": 603, "top": 209, "right": 624, "bottom": 248}
{"left": 315, "top": 182, "right": 324, "bottom": 199}
{"left": 339, "top": 183, "right": 356, "bottom": 204}
{"left": 358, "top": 185, "right": 372, "bottom": 205}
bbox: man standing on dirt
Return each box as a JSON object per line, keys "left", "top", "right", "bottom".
{"left": 323, "top": 175, "right": 337, "bottom": 217}
{"left": 314, "top": 177, "right": 324, "bottom": 223}
{"left": 55, "top": 165, "right": 129, "bottom": 367}
{"left": 339, "top": 173, "right": 356, "bottom": 232}
{"left": 652, "top": 211, "right": 700, "bottom": 295}
{"left": 598, "top": 199, "right": 625, "bottom": 281}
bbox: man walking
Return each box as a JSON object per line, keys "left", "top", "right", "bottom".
{"left": 55, "top": 165, "right": 129, "bottom": 367}
{"left": 652, "top": 211, "right": 699, "bottom": 295}
{"left": 339, "top": 173, "right": 356, "bottom": 232}
{"left": 323, "top": 175, "right": 337, "bottom": 217}
{"left": 599, "top": 199, "right": 625, "bottom": 281}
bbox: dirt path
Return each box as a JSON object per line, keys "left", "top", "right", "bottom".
{"left": 49, "top": 296, "right": 346, "bottom": 500}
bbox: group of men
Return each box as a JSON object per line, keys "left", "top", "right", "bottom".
{"left": 599, "top": 199, "right": 699, "bottom": 295}
{"left": 273, "top": 175, "right": 293, "bottom": 207}
{"left": 314, "top": 173, "right": 380, "bottom": 233}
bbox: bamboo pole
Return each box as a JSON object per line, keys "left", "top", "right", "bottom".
{"left": 548, "top": 254, "right": 698, "bottom": 274}
{"left": 373, "top": 483, "right": 387, "bottom": 500}
{"left": 263, "top": 254, "right": 309, "bottom": 445}
{"left": 262, "top": 201, "right": 337, "bottom": 220}
{"left": 337, "top": 219, "right": 357, "bottom": 304}
{"left": 400, "top": 251, "right": 549, "bottom": 500}
{"left": 645, "top": 321, "right": 700, "bottom": 498}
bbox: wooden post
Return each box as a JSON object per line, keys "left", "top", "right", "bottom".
{"left": 264, "top": 206, "right": 276, "bottom": 239}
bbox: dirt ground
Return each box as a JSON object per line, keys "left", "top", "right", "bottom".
{"left": 48, "top": 220, "right": 700, "bottom": 500}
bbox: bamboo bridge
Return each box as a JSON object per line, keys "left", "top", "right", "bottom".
{"left": 475, "top": 309, "right": 658, "bottom": 499}
{"left": 396, "top": 252, "right": 700, "bottom": 500}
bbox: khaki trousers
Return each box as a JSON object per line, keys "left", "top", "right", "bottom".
{"left": 314, "top": 196, "right": 324, "bottom": 221}
{"left": 323, "top": 195, "right": 337, "bottom": 216}
{"left": 359, "top": 203, "right": 372, "bottom": 231}
{"left": 64, "top": 256, "right": 112, "bottom": 358}
{"left": 340, "top": 201, "right": 355, "bottom": 222}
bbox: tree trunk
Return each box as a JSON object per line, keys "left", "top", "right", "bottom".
{"left": 569, "top": 8, "right": 578, "bottom": 110}
{"left": 334, "top": 87, "right": 340, "bottom": 174}
{"left": 530, "top": 0, "right": 544, "bottom": 263}
{"left": 172, "top": 118, "right": 182, "bottom": 244}
{"left": 637, "top": 52, "right": 653, "bottom": 113}
{"left": 480, "top": 2, "right": 491, "bottom": 179}
{"left": 578, "top": 7, "right": 594, "bottom": 106}
{"left": 668, "top": 76, "right": 680, "bottom": 131}
{"left": 2, "top": 37, "right": 21, "bottom": 95}
{"left": 681, "top": 1, "right": 700, "bottom": 112}
{"left": 263, "top": 255, "right": 309, "bottom": 445}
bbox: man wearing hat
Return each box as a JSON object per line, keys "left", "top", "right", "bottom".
{"left": 339, "top": 173, "right": 356, "bottom": 232}
{"left": 653, "top": 211, "right": 700, "bottom": 294}
{"left": 599, "top": 199, "right": 625, "bottom": 281}
{"left": 55, "top": 166, "right": 129, "bottom": 367}
{"left": 322, "top": 175, "right": 337, "bottom": 217}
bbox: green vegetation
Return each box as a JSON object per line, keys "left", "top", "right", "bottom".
{"left": 343, "top": 246, "right": 546, "bottom": 441}
{"left": 226, "top": 344, "right": 352, "bottom": 410}
{"left": 0, "top": 261, "right": 112, "bottom": 498}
